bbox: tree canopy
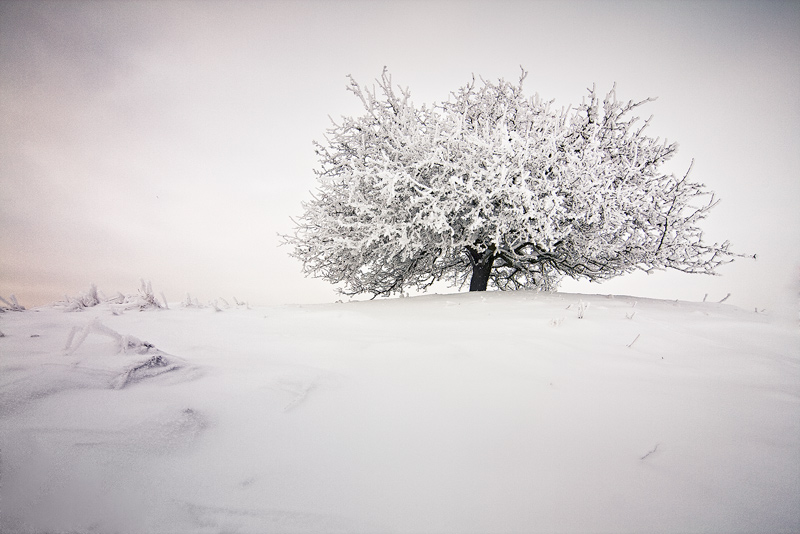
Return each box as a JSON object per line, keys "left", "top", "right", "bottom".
{"left": 283, "top": 69, "right": 738, "bottom": 297}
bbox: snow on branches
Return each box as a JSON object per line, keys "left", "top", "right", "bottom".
{"left": 0, "top": 294, "right": 25, "bottom": 312}
{"left": 58, "top": 280, "right": 166, "bottom": 312}
{"left": 283, "top": 69, "right": 741, "bottom": 297}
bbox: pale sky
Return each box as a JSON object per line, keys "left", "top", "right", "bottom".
{"left": 2, "top": 0, "right": 798, "bottom": 313}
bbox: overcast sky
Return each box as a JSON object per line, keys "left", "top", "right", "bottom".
{"left": 2, "top": 0, "right": 798, "bottom": 313}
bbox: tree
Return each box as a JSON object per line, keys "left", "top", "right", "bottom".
{"left": 283, "top": 69, "right": 739, "bottom": 297}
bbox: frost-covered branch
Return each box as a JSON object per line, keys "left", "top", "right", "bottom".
{"left": 57, "top": 281, "right": 165, "bottom": 312}
{"left": 283, "top": 70, "right": 744, "bottom": 296}
{"left": 0, "top": 294, "right": 25, "bottom": 312}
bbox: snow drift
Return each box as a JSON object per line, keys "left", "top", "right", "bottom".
{"left": 0, "top": 291, "right": 797, "bottom": 533}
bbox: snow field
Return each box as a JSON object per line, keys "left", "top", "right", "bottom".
{"left": 0, "top": 291, "right": 798, "bottom": 533}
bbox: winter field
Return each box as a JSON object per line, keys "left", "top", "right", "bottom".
{"left": 0, "top": 289, "right": 798, "bottom": 533}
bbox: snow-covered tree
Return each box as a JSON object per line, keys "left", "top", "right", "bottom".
{"left": 283, "top": 69, "right": 740, "bottom": 297}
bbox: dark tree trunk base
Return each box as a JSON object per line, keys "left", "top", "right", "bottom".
{"left": 467, "top": 248, "right": 495, "bottom": 291}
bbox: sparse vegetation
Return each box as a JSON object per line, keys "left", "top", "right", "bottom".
{"left": 0, "top": 294, "right": 25, "bottom": 312}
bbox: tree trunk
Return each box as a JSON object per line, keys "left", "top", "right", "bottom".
{"left": 467, "top": 248, "right": 495, "bottom": 292}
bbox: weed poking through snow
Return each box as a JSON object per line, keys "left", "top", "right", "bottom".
{"left": 577, "top": 300, "right": 590, "bottom": 319}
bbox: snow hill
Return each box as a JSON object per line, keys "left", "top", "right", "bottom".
{"left": 1, "top": 291, "right": 798, "bottom": 533}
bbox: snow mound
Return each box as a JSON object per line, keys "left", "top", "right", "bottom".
{"left": 0, "top": 291, "right": 797, "bottom": 533}
{"left": 1, "top": 317, "right": 198, "bottom": 418}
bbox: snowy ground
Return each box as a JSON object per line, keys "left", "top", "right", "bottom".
{"left": 0, "top": 291, "right": 798, "bottom": 533}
